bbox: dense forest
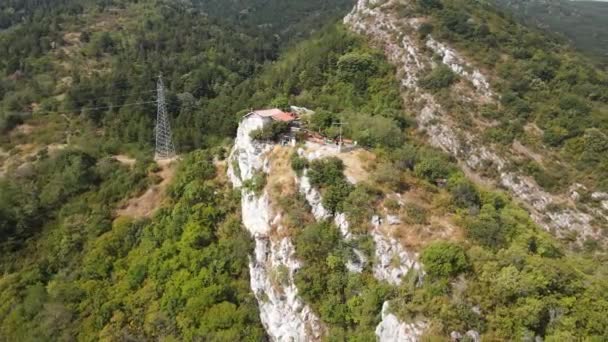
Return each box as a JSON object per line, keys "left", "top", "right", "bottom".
{"left": 1, "top": 0, "right": 608, "bottom": 340}
{"left": 0, "top": 0, "right": 354, "bottom": 339}
{"left": 492, "top": 0, "right": 608, "bottom": 66}
{"left": 0, "top": 0, "right": 354, "bottom": 153}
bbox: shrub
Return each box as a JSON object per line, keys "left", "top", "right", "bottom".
{"left": 484, "top": 121, "right": 522, "bottom": 145}
{"left": 295, "top": 222, "right": 340, "bottom": 262}
{"left": 384, "top": 198, "right": 401, "bottom": 213}
{"left": 308, "top": 157, "right": 346, "bottom": 188}
{"left": 243, "top": 172, "right": 267, "bottom": 195}
{"left": 290, "top": 153, "right": 309, "bottom": 176}
{"left": 323, "top": 180, "right": 354, "bottom": 214}
{"left": 337, "top": 52, "right": 378, "bottom": 91}
{"left": 418, "top": 0, "right": 443, "bottom": 12}
{"left": 372, "top": 162, "right": 403, "bottom": 189}
{"left": 308, "top": 110, "right": 338, "bottom": 133}
{"left": 343, "top": 185, "right": 379, "bottom": 232}
{"left": 466, "top": 204, "right": 508, "bottom": 249}
{"left": 391, "top": 144, "right": 418, "bottom": 170}
{"left": 543, "top": 125, "right": 569, "bottom": 147}
{"left": 250, "top": 121, "right": 290, "bottom": 141}
{"left": 421, "top": 241, "right": 469, "bottom": 278}
{"left": 419, "top": 65, "right": 458, "bottom": 90}
{"left": 418, "top": 23, "right": 434, "bottom": 39}
{"left": 270, "top": 95, "right": 290, "bottom": 111}
{"left": 449, "top": 176, "right": 481, "bottom": 209}
{"left": 347, "top": 112, "right": 404, "bottom": 147}
{"left": 414, "top": 154, "right": 453, "bottom": 182}
{"left": 405, "top": 204, "right": 429, "bottom": 225}
{"left": 0, "top": 113, "right": 24, "bottom": 133}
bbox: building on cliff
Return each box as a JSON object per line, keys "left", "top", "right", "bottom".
{"left": 244, "top": 108, "right": 298, "bottom": 123}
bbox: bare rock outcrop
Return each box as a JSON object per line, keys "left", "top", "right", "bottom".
{"left": 344, "top": 0, "right": 604, "bottom": 243}
{"left": 228, "top": 115, "right": 324, "bottom": 341}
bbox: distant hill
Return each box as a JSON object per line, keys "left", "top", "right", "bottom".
{"left": 492, "top": 0, "right": 608, "bottom": 66}
{"left": 196, "top": 0, "right": 354, "bottom": 45}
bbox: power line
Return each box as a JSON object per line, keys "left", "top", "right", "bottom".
{"left": 2, "top": 100, "right": 158, "bottom": 117}
{"left": 80, "top": 89, "right": 157, "bottom": 101}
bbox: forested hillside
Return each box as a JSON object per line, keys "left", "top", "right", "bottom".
{"left": 225, "top": 21, "right": 608, "bottom": 340}
{"left": 0, "top": 0, "right": 353, "bottom": 339}
{"left": 492, "top": 0, "right": 608, "bottom": 66}
{"left": 0, "top": 149, "right": 266, "bottom": 340}
{"left": 343, "top": 0, "right": 608, "bottom": 241}
{"left": 2, "top": 0, "right": 608, "bottom": 340}
{"left": 0, "top": 0, "right": 354, "bottom": 154}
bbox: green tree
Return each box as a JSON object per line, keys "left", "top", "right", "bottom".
{"left": 419, "top": 65, "right": 458, "bottom": 90}
{"left": 421, "top": 241, "right": 469, "bottom": 278}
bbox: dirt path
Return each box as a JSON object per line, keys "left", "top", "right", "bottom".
{"left": 512, "top": 140, "right": 544, "bottom": 165}
{"left": 112, "top": 154, "right": 137, "bottom": 167}
{"left": 303, "top": 141, "right": 374, "bottom": 183}
{"left": 116, "top": 158, "right": 178, "bottom": 219}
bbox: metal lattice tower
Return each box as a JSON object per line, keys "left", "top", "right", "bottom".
{"left": 155, "top": 75, "right": 176, "bottom": 160}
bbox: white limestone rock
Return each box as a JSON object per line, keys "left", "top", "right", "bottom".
{"left": 346, "top": 248, "right": 368, "bottom": 273}
{"left": 334, "top": 212, "right": 351, "bottom": 239}
{"left": 592, "top": 192, "right": 608, "bottom": 201}
{"left": 297, "top": 173, "right": 331, "bottom": 221}
{"left": 465, "top": 330, "right": 481, "bottom": 342}
{"left": 372, "top": 216, "right": 422, "bottom": 285}
{"left": 375, "top": 301, "right": 427, "bottom": 342}
{"left": 569, "top": 183, "right": 587, "bottom": 202}
{"left": 250, "top": 237, "right": 324, "bottom": 341}
{"left": 344, "top": 0, "right": 605, "bottom": 244}
{"left": 426, "top": 37, "right": 493, "bottom": 96}
{"left": 297, "top": 173, "right": 366, "bottom": 273}
{"left": 387, "top": 215, "right": 402, "bottom": 225}
{"left": 450, "top": 331, "right": 463, "bottom": 341}
{"left": 228, "top": 115, "right": 324, "bottom": 341}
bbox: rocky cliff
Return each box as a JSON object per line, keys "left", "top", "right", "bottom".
{"left": 228, "top": 115, "right": 325, "bottom": 341}
{"left": 228, "top": 115, "right": 428, "bottom": 341}
{"left": 344, "top": 0, "right": 606, "bottom": 244}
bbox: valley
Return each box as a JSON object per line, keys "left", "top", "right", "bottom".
{"left": 1, "top": 0, "right": 608, "bottom": 341}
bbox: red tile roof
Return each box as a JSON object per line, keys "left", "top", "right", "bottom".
{"left": 252, "top": 108, "right": 296, "bottom": 122}
{"left": 271, "top": 111, "right": 296, "bottom": 122}
{"left": 254, "top": 108, "right": 285, "bottom": 117}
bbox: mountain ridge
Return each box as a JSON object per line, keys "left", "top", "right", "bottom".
{"left": 1, "top": 0, "right": 608, "bottom": 340}
{"left": 345, "top": 0, "right": 608, "bottom": 246}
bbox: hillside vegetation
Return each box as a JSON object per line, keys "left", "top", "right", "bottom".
{"left": 408, "top": 0, "right": 608, "bottom": 192}
{"left": 0, "top": 149, "right": 266, "bottom": 340}
{"left": 234, "top": 22, "right": 608, "bottom": 340}
{"left": 492, "top": 0, "right": 608, "bottom": 66}
{"left": 2, "top": 0, "right": 608, "bottom": 340}
{"left": 0, "top": 0, "right": 354, "bottom": 155}
{"left": 0, "top": 0, "right": 354, "bottom": 340}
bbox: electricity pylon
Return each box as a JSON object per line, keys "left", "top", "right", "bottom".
{"left": 155, "top": 74, "right": 176, "bottom": 160}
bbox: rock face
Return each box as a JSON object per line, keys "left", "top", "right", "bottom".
{"left": 372, "top": 216, "right": 422, "bottom": 286}
{"left": 297, "top": 147, "right": 423, "bottom": 283}
{"left": 344, "top": 0, "right": 604, "bottom": 243}
{"left": 230, "top": 116, "right": 429, "bottom": 341}
{"left": 228, "top": 116, "right": 324, "bottom": 341}
{"left": 375, "top": 301, "right": 427, "bottom": 342}
{"left": 425, "top": 37, "right": 493, "bottom": 96}
{"left": 297, "top": 145, "right": 426, "bottom": 340}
